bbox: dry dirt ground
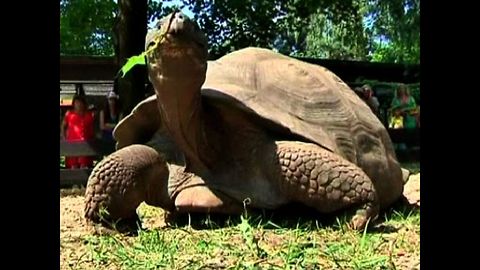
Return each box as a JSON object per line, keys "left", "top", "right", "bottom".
{"left": 60, "top": 175, "right": 420, "bottom": 270}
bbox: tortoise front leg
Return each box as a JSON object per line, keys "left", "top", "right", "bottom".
{"left": 269, "top": 141, "right": 379, "bottom": 230}
{"left": 84, "top": 144, "right": 174, "bottom": 229}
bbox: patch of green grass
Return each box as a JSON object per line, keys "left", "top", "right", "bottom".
{"left": 323, "top": 233, "right": 390, "bottom": 269}
{"left": 79, "top": 204, "right": 420, "bottom": 270}
{"left": 85, "top": 230, "right": 179, "bottom": 269}
{"left": 383, "top": 207, "right": 420, "bottom": 227}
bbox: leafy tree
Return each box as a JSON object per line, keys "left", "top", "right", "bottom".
{"left": 60, "top": 0, "right": 177, "bottom": 56}
{"left": 60, "top": 0, "right": 420, "bottom": 64}
{"left": 180, "top": 0, "right": 362, "bottom": 59}
{"left": 181, "top": 0, "right": 280, "bottom": 59}
{"left": 60, "top": 0, "right": 117, "bottom": 55}
{"left": 367, "top": 0, "right": 420, "bottom": 63}
{"left": 285, "top": 0, "right": 419, "bottom": 64}
{"left": 297, "top": 1, "right": 370, "bottom": 60}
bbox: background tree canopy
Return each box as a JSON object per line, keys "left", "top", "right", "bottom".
{"left": 60, "top": 0, "right": 419, "bottom": 64}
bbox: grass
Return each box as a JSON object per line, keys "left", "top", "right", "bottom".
{"left": 62, "top": 162, "right": 420, "bottom": 270}
{"left": 69, "top": 203, "right": 419, "bottom": 270}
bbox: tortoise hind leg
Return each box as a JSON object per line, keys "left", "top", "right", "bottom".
{"left": 84, "top": 144, "right": 173, "bottom": 230}
{"left": 270, "top": 141, "right": 379, "bottom": 230}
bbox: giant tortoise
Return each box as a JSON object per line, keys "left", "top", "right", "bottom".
{"left": 84, "top": 11, "right": 404, "bottom": 230}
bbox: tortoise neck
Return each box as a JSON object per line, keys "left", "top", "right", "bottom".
{"left": 153, "top": 77, "right": 214, "bottom": 174}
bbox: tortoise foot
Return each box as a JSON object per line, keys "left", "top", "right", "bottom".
{"left": 349, "top": 202, "right": 378, "bottom": 231}
{"left": 174, "top": 176, "right": 244, "bottom": 214}
{"left": 84, "top": 144, "right": 171, "bottom": 230}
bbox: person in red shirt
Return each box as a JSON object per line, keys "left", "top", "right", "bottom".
{"left": 61, "top": 95, "right": 95, "bottom": 168}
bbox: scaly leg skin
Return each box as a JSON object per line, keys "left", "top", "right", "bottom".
{"left": 273, "top": 141, "right": 379, "bottom": 230}
{"left": 84, "top": 144, "right": 173, "bottom": 231}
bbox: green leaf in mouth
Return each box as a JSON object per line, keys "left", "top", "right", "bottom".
{"left": 117, "top": 33, "right": 166, "bottom": 78}
{"left": 119, "top": 53, "right": 147, "bottom": 78}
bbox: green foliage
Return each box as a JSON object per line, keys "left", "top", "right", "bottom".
{"left": 181, "top": 0, "right": 282, "bottom": 58}
{"left": 367, "top": 0, "right": 420, "bottom": 63}
{"left": 296, "top": 0, "right": 419, "bottom": 63}
{"left": 297, "top": 4, "right": 370, "bottom": 60}
{"left": 181, "top": 0, "right": 419, "bottom": 63}
{"left": 60, "top": 0, "right": 419, "bottom": 64}
{"left": 60, "top": 0, "right": 177, "bottom": 56}
{"left": 60, "top": 0, "right": 117, "bottom": 56}
{"left": 180, "top": 1, "right": 363, "bottom": 58}
{"left": 118, "top": 54, "right": 146, "bottom": 78}
{"left": 117, "top": 23, "right": 171, "bottom": 77}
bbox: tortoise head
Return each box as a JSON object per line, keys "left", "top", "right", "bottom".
{"left": 145, "top": 11, "right": 208, "bottom": 87}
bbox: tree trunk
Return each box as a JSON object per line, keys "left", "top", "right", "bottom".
{"left": 116, "top": 0, "right": 148, "bottom": 115}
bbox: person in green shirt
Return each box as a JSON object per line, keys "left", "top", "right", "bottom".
{"left": 390, "top": 84, "right": 418, "bottom": 129}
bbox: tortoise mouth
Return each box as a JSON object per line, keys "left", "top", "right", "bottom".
{"left": 145, "top": 32, "right": 208, "bottom": 71}
{"left": 145, "top": 30, "right": 207, "bottom": 64}
{"left": 146, "top": 11, "right": 207, "bottom": 55}
{"left": 158, "top": 31, "right": 206, "bottom": 49}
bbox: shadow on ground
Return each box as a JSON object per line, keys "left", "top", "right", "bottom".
{"left": 154, "top": 198, "right": 418, "bottom": 234}
{"left": 61, "top": 186, "right": 418, "bottom": 235}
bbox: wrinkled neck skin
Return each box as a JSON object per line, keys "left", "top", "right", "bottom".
{"left": 149, "top": 56, "right": 214, "bottom": 175}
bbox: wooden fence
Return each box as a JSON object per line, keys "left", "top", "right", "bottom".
{"left": 60, "top": 139, "right": 115, "bottom": 187}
